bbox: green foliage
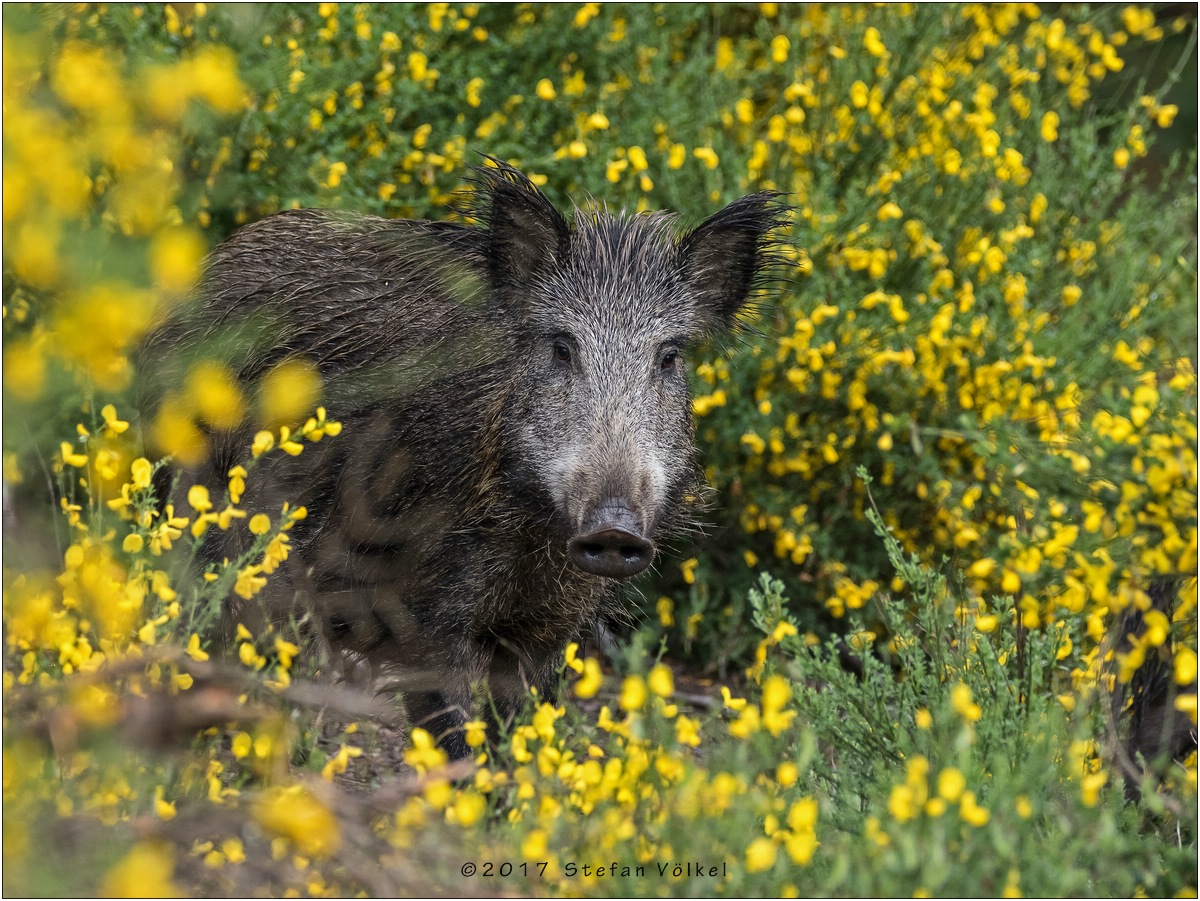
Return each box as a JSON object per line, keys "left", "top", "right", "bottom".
{"left": 728, "top": 511, "right": 1196, "bottom": 897}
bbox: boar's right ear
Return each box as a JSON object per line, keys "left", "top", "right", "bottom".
{"left": 471, "top": 158, "right": 571, "bottom": 292}
{"left": 679, "top": 192, "right": 790, "bottom": 334}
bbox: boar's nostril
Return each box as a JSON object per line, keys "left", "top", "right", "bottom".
{"left": 569, "top": 528, "right": 655, "bottom": 579}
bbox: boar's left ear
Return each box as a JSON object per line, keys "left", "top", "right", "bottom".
{"left": 679, "top": 192, "right": 791, "bottom": 334}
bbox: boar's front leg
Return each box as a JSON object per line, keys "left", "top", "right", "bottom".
{"left": 482, "top": 640, "right": 564, "bottom": 747}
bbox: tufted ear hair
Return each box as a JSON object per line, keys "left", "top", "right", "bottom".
{"left": 679, "top": 191, "right": 791, "bottom": 335}
{"left": 469, "top": 156, "right": 571, "bottom": 293}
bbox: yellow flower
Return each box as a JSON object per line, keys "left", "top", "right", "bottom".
{"left": 675, "top": 714, "right": 702, "bottom": 747}
{"left": 864, "top": 816, "right": 890, "bottom": 848}
{"left": 128, "top": 457, "right": 154, "bottom": 491}
{"left": 888, "top": 784, "right": 917, "bottom": 822}
{"left": 234, "top": 565, "right": 268, "bottom": 601}
{"left": 463, "top": 719, "right": 488, "bottom": 748}
{"left": 238, "top": 640, "right": 266, "bottom": 669}
{"left": 937, "top": 767, "right": 966, "bottom": 802}
{"left": 606, "top": 158, "right": 629, "bottom": 183}
{"left": 99, "top": 842, "right": 182, "bottom": 898}
{"left": 573, "top": 2, "right": 600, "bottom": 27}
{"left": 715, "top": 37, "right": 734, "bottom": 72}
{"left": 656, "top": 596, "right": 675, "bottom": 627}
{"left": 563, "top": 642, "right": 583, "bottom": 674}
{"left": 878, "top": 201, "right": 903, "bottom": 221}
{"left": 221, "top": 838, "right": 246, "bottom": 865}
{"left": 301, "top": 407, "right": 340, "bottom": 441}
{"left": 506, "top": 731, "right": 530, "bottom": 765}
{"left": 465, "top": 76, "right": 484, "bottom": 108}
{"left": 1040, "top": 111, "right": 1060, "bottom": 142}
{"left": 404, "top": 728, "right": 449, "bottom": 774}
{"left": 619, "top": 674, "right": 647, "bottom": 711}
{"left": 147, "top": 505, "right": 188, "bottom": 554}
{"left": 532, "top": 702, "right": 562, "bottom": 742}
{"left": 254, "top": 785, "right": 341, "bottom": 858}
{"left": 246, "top": 430, "right": 272, "bottom": 458}
{"left": 4, "top": 334, "right": 47, "bottom": 399}
{"left": 407, "top": 51, "right": 428, "bottom": 80}
{"left": 787, "top": 796, "right": 818, "bottom": 832}
{"left": 259, "top": 358, "right": 321, "bottom": 429}
{"left": 950, "top": 683, "right": 982, "bottom": 722}
{"left": 761, "top": 675, "right": 796, "bottom": 736}
{"left": 151, "top": 227, "right": 207, "bottom": 292}
{"left": 745, "top": 836, "right": 777, "bottom": 873}
{"left": 975, "top": 614, "right": 998, "bottom": 634}
{"left": 772, "top": 33, "right": 792, "bottom": 62}
{"left": 274, "top": 637, "right": 300, "bottom": 670}
{"left": 321, "top": 743, "right": 363, "bottom": 780}
{"left": 729, "top": 704, "right": 760, "bottom": 739}
{"left": 260, "top": 533, "right": 291, "bottom": 574}
{"left": 1030, "top": 192, "right": 1048, "bottom": 224}
{"left": 720, "top": 686, "right": 747, "bottom": 711}
{"left": 447, "top": 790, "right": 487, "bottom": 827}
{"left": 232, "top": 731, "right": 253, "bottom": 759}
{"left": 1001, "top": 868, "right": 1022, "bottom": 899}
{"left": 1175, "top": 647, "right": 1197, "bottom": 685}
{"left": 960, "top": 791, "right": 990, "bottom": 826}
{"left": 186, "top": 633, "right": 210, "bottom": 662}
{"left": 153, "top": 785, "right": 177, "bottom": 821}
{"left": 772, "top": 620, "right": 798, "bottom": 643}
{"left": 227, "top": 465, "right": 247, "bottom": 504}
{"left": 785, "top": 829, "right": 819, "bottom": 865}
{"left": 647, "top": 663, "right": 674, "bottom": 698}
{"left": 188, "top": 361, "right": 244, "bottom": 430}
{"left": 100, "top": 403, "right": 130, "bottom": 437}
{"left": 442, "top": 787, "right": 485, "bottom": 823}
{"left": 1173, "top": 693, "right": 1196, "bottom": 724}
{"left": 521, "top": 828, "right": 547, "bottom": 861}
{"left": 1001, "top": 569, "right": 1022, "bottom": 594}
{"left": 60, "top": 441, "right": 88, "bottom": 468}
{"left": 680, "top": 556, "right": 699, "bottom": 584}
{"left": 575, "top": 658, "right": 603, "bottom": 699}
{"left": 216, "top": 505, "right": 246, "bottom": 530}
{"left": 693, "top": 146, "right": 719, "bottom": 169}
{"left": 187, "top": 484, "right": 213, "bottom": 513}
{"left": 278, "top": 426, "right": 304, "bottom": 456}
{"left": 741, "top": 431, "right": 766, "bottom": 455}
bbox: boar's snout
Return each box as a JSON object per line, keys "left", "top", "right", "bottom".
{"left": 569, "top": 500, "right": 655, "bottom": 579}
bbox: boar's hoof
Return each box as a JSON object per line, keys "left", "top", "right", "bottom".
{"left": 569, "top": 528, "right": 654, "bottom": 577}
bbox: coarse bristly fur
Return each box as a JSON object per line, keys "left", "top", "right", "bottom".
{"left": 136, "top": 158, "right": 792, "bottom": 759}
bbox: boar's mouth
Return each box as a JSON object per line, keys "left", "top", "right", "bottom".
{"left": 567, "top": 499, "right": 655, "bottom": 579}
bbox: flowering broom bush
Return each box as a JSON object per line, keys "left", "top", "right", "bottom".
{"left": 3, "top": 2, "right": 1196, "bottom": 897}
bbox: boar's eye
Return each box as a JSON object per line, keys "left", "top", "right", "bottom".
{"left": 659, "top": 350, "right": 679, "bottom": 373}
{"left": 552, "top": 340, "right": 573, "bottom": 365}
